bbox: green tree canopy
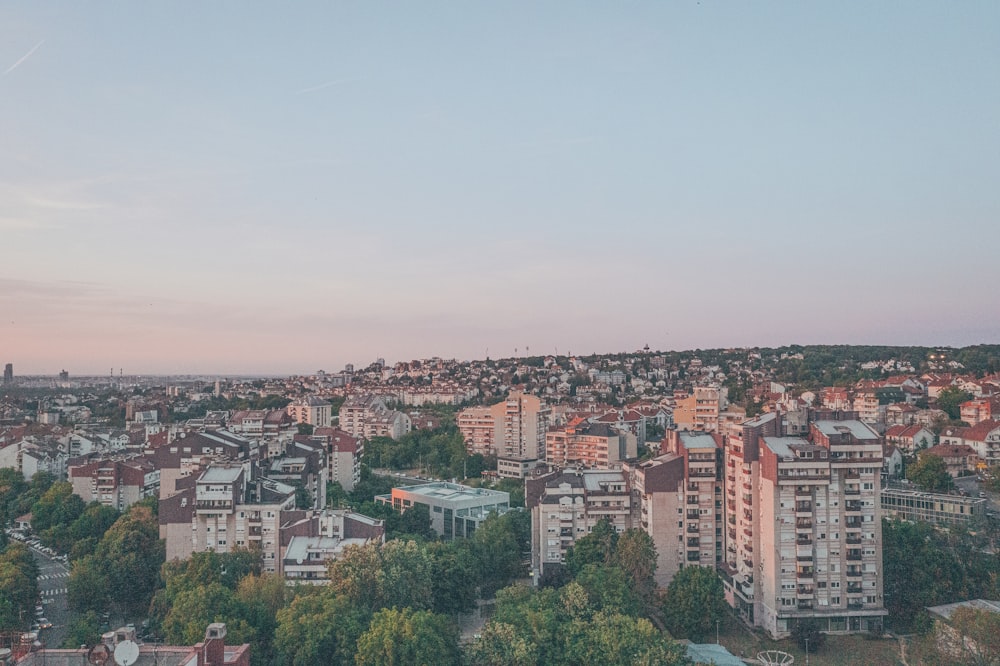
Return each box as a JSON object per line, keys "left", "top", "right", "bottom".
{"left": 565, "top": 518, "right": 618, "bottom": 576}
{"left": 662, "top": 565, "right": 727, "bottom": 641}
{"left": 907, "top": 453, "right": 955, "bottom": 492}
{"left": 355, "top": 607, "right": 460, "bottom": 666}
{"left": 937, "top": 386, "right": 974, "bottom": 420}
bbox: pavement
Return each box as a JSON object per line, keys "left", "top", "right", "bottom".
{"left": 31, "top": 546, "right": 71, "bottom": 648}
{"left": 5, "top": 530, "right": 72, "bottom": 648}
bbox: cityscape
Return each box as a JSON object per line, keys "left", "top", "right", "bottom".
{"left": 3, "top": 2, "right": 1000, "bottom": 666}
{"left": 2, "top": 345, "right": 1000, "bottom": 664}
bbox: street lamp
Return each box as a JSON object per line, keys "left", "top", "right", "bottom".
{"left": 804, "top": 637, "right": 809, "bottom": 666}
{"left": 716, "top": 619, "right": 720, "bottom": 645}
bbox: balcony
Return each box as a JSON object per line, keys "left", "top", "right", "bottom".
{"left": 687, "top": 497, "right": 700, "bottom": 505}
{"left": 845, "top": 502, "right": 862, "bottom": 513}
{"left": 846, "top": 536, "right": 862, "bottom": 545}
{"left": 797, "top": 570, "right": 814, "bottom": 580}
{"left": 797, "top": 586, "right": 814, "bottom": 596}
{"left": 847, "top": 551, "right": 862, "bottom": 561}
{"left": 796, "top": 537, "right": 813, "bottom": 545}
{"left": 796, "top": 519, "right": 813, "bottom": 530}
{"left": 795, "top": 488, "right": 812, "bottom": 497}
{"left": 796, "top": 502, "right": 812, "bottom": 514}
{"left": 798, "top": 600, "right": 814, "bottom": 609}
{"left": 847, "top": 584, "right": 863, "bottom": 594}
{"left": 687, "top": 525, "right": 701, "bottom": 533}
{"left": 846, "top": 569, "right": 862, "bottom": 578}
{"left": 844, "top": 487, "right": 861, "bottom": 496}
{"left": 847, "top": 601, "right": 864, "bottom": 610}
{"left": 687, "top": 538, "right": 701, "bottom": 548}
{"left": 687, "top": 510, "right": 701, "bottom": 520}
{"left": 797, "top": 554, "right": 813, "bottom": 562}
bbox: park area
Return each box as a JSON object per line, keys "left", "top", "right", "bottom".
{"left": 715, "top": 614, "right": 905, "bottom": 666}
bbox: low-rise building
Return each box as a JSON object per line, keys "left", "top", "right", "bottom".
{"left": 375, "top": 482, "right": 510, "bottom": 540}
{"left": 880, "top": 487, "right": 986, "bottom": 526}
{"left": 286, "top": 396, "right": 333, "bottom": 428}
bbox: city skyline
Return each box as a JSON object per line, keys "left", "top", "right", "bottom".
{"left": 3, "top": 3, "right": 999, "bottom": 374}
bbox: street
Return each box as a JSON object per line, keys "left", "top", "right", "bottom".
{"left": 30, "top": 545, "right": 71, "bottom": 649}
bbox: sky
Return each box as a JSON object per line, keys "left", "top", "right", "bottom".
{"left": 2, "top": 3, "right": 999, "bottom": 375}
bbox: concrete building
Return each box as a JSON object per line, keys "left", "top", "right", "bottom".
{"left": 880, "top": 487, "right": 986, "bottom": 527}
{"left": 545, "top": 420, "right": 637, "bottom": 469}
{"left": 456, "top": 406, "right": 496, "bottom": 456}
{"left": 338, "top": 394, "right": 411, "bottom": 441}
{"left": 753, "top": 420, "right": 886, "bottom": 638}
{"left": 286, "top": 396, "right": 333, "bottom": 428}
{"left": 376, "top": 482, "right": 510, "bottom": 540}
{"left": 664, "top": 430, "right": 723, "bottom": 569}
{"left": 673, "top": 386, "right": 722, "bottom": 432}
{"left": 496, "top": 456, "right": 541, "bottom": 479}
{"left": 529, "top": 469, "right": 630, "bottom": 581}
{"left": 494, "top": 391, "right": 551, "bottom": 460}
{"left": 158, "top": 464, "right": 297, "bottom": 573}
{"left": 628, "top": 453, "right": 685, "bottom": 587}
{"left": 3, "top": 363, "right": 12, "bottom": 384}
{"left": 311, "top": 427, "right": 362, "bottom": 492}
{"left": 68, "top": 455, "right": 159, "bottom": 510}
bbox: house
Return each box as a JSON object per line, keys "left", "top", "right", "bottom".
{"left": 940, "top": 420, "right": 1000, "bottom": 467}
{"left": 883, "top": 445, "right": 904, "bottom": 479}
{"left": 921, "top": 444, "right": 978, "bottom": 478}
{"left": 884, "top": 424, "right": 935, "bottom": 453}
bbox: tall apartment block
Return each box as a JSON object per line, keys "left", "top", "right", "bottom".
{"left": 673, "top": 386, "right": 723, "bottom": 432}
{"left": 721, "top": 415, "right": 886, "bottom": 638}
{"left": 629, "top": 453, "right": 685, "bottom": 587}
{"left": 457, "top": 391, "right": 550, "bottom": 459}
{"left": 663, "top": 430, "right": 724, "bottom": 569}
{"left": 528, "top": 469, "right": 630, "bottom": 581}
{"left": 3, "top": 363, "right": 12, "bottom": 384}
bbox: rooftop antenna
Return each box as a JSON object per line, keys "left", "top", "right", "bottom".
{"left": 113, "top": 639, "right": 139, "bottom": 666}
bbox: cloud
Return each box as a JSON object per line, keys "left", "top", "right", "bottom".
{"left": 3, "top": 40, "right": 44, "bottom": 76}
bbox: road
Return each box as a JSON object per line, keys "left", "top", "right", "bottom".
{"left": 31, "top": 546, "right": 71, "bottom": 648}
{"left": 372, "top": 469, "right": 436, "bottom": 486}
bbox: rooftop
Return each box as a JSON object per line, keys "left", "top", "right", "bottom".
{"left": 394, "top": 481, "right": 509, "bottom": 502}
{"left": 199, "top": 466, "right": 243, "bottom": 484}
{"left": 678, "top": 431, "right": 719, "bottom": 450}
{"left": 813, "top": 420, "right": 879, "bottom": 441}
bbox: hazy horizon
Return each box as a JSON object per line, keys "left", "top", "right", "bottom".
{"left": 3, "top": 3, "right": 998, "bottom": 375}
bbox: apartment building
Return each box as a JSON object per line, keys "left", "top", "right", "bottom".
{"left": 664, "top": 430, "right": 723, "bottom": 569}
{"left": 673, "top": 387, "right": 722, "bottom": 432}
{"left": 529, "top": 469, "right": 631, "bottom": 581}
{"left": 496, "top": 391, "right": 551, "bottom": 460}
{"left": 961, "top": 398, "right": 999, "bottom": 426}
{"left": 852, "top": 391, "right": 881, "bottom": 425}
{"left": 456, "top": 391, "right": 550, "bottom": 459}
{"left": 68, "top": 455, "right": 159, "bottom": 510}
{"left": 338, "top": 394, "right": 411, "bottom": 441}
{"left": 940, "top": 420, "right": 1000, "bottom": 466}
{"left": 309, "top": 427, "right": 363, "bottom": 492}
{"left": 628, "top": 453, "right": 685, "bottom": 587}
{"left": 545, "top": 420, "right": 637, "bottom": 469}
{"left": 752, "top": 420, "right": 886, "bottom": 638}
{"left": 286, "top": 396, "right": 333, "bottom": 428}
{"left": 159, "top": 464, "right": 298, "bottom": 573}
{"left": 456, "top": 406, "right": 496, "bottom": 456}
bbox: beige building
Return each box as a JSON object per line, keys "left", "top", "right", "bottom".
{"left": 545, "top": 420, "right": 637, "bottom": 469}
{"left": 529, "top": 469, "right": 630, "bottom": 581}
{"left": 286, "top": 396, "right": 333, "bottom": 428}
{"left": 456, "top": 391, "right": 550, "bottom": 459}
{"left": 673, "top": 386, "right": 723, "bottom": 432}
{"left": 159, "top": 465, "right": 297, "bottom": 573}
{"left": 456, "top": 406, "right": 496, "bottom": 456}
{"left": 753, "top": 420, "right": 885, "bottom": 638}
{"left": 664, "top": 430, "right": 723, "bottom": 569}
{"left": 628, "top": 453, "right": 685, "bottom": 587}
{"left": 338, "top": 394, "right": 411, "bottom": 441}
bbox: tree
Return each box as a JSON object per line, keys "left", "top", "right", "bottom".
{"left": 563, "top": 610, "right": 689, "bottom": 666}
{"left": 473, "top": 512, "right": 526, "bottom": 597}
{"left": 427, "top": 540, "right": 479, "bottom": 616}
{"left": 907, "top": 454, "right": 955, "bottom": 492}
{"left": 662, "top": 565, "right": 727, "bottom": 641}
{"left": 565, "top": 518, "right": 618, "bottom": 576}
{"left": 792, "top": 618, "right": 825, "bottom": 653}
{"left": 940, "top": 605, "right": 1000, "bottom": 665}
{"left": 0, "top": 543, "right": 39, "bottom": 631}
{"left": 355, "top": 607, "right": 460, "bottom": 666}
{"left": 464, "top": 622, "right": 538, "bottom": 666}
{"left": 937, "top": 386, "right": 974, "bottom": 421}
{"left": 327, "top": 540, "right": 433, "bottom": 613}
{"left": 612, "top": 529, "right": 658, "bottom": 609}
{"left": 574, "top": 564, "right": 642, "bottom": 618}
{"left": 274, "top": 590, "right": 369, "bottom": 666}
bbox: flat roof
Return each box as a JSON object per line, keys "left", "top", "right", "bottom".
{"left": 678, "top": 432, "right": 718, "bottom": 450}
{"left": 813, "top": 420, "right": 879, "bottom": 440}
{"left": 763, "top": 436, "right": 809, "bottom": 459}
{"left": 395, "top": 482, "right": 509, "bottom": 502}
{"left": 582, "top": 471, "right": 626, "bottom": 491}
{"left": 927, "top": 599, "right": 1000, "bottom": 621}
{"left": 199, "top": 466, "right": 243, "bottom": 484}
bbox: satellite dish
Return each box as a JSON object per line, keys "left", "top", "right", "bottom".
{"left": 114, "top": 640, "right": 139, "bottom": 666}
{"left": 88, "top": 643, "right": 111, "bottom": 665}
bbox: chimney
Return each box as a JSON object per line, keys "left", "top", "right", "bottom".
{"left": 202, "top": 623, "right": 227, "bottom": 665}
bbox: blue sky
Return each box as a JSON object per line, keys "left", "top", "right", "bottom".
{"left": 2, "top": 3, "right": 999, "bottom": 374}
